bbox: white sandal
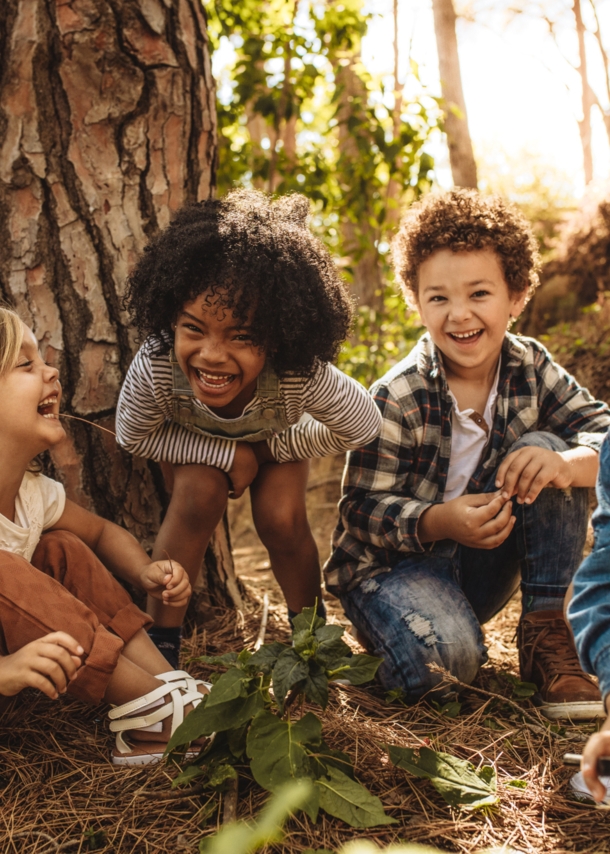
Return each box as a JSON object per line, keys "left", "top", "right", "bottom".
{"left": 108, "top": 675, "right": 211, "bottom": 766}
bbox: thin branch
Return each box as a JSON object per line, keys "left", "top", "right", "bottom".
{"left": 427, "top": 663, "right": 563, "bottom": 741}
{"left": 588, "top": 0, "right": 610, "bottom": 104}
{"left": 222, "top": 776, "right": 239, "bottom": 824}
{"left": 60, "top": 413, "right": 116, "bottom": 437}
{"left": 254, "top": 593, "right": 269, "bottom": 651}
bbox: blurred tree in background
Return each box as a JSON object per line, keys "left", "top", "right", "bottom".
{"left": 204, "top": 0, "right": 439, "bottom": 385}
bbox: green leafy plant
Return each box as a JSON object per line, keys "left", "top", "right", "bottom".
{"left": 201, "top": 781, "right": 512, "bottom": 854}
{"left": 385, "top": 745, "right": 498, "bottom": 810}
{"left": 167, "top": 607, "right": 395, "bottom": 829}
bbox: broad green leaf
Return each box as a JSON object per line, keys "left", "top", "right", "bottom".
{"left": 199, "top": 680, "right": 265, "bottom": 734}
{"left": 315, "top": 766, "right": 397, "bottom": 828}
{"left": 247, "top": 710, "right": 321, "bottom": 793}
{"left": 227, "top": 722, "right": 249, "bottom": 759}
{"left": 291, "top": 606, "right": 326, "bottom": 634}
{"left": 303, "top": 660, "right": 329, "bottom": 709}
{"left": 165, "top": 697, "right": 209, "bottom": 753}
{"left": 309, "top": 739, "right": 354, "bottom": 780}
{"left": 314, "top": 624, "right": 345, "bottom": 644}
{"left": 205, "top": 668, "right": 252, "bottom": 708}
{"left": 313, "top": 625, "right": 351, "bottom": 667}
{"left": 200, "top": 779, "right": 314, "bottom": 854}
{"left": 293, "top": 628, "right": 317, "bottom": 658}
{"left": 386, "top": 745, "right": 498, "bottom": 809}
{"left": 272, "top": 648, "right": 310, "bottom": 709}
{"left": 248, "top": 641, "right": 288, "bottom": 674}
{"left": 335, "top": 653, "right": 381, "bottom": 686}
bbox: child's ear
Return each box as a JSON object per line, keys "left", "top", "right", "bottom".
{"left": 509, "top": 289, "right": 528, "bottom": 320}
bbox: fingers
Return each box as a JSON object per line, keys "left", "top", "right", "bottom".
{"left": 41, "top": 632, "right": 85, "bottom": 657}
{"left": 582, "top": 731, "right": 610, "bottom": 802}
{"left": 496, "top": 449, "right": 529, "bottom": 499}
{"left": 475, "top": 502, "right": 516, "bottom": 549}
{"left": 472, "top": 492, "right": 510, "bottom": 523}
{"left": 161, "top": 573, "right": 191, "bottom": 607}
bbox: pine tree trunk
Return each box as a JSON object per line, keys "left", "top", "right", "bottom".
{"left": 431, "top": 0, "right": 478, "bottom": 189}
{"left": 0, "top": 0, "right": 242, "bottom": 614}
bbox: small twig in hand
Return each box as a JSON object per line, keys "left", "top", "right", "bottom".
{"left": 163, "top": 549, "right": 175, "bottom": 602}
{"left": 427, "top": 662, "right": 562, "bottom": 741}
{"left": 222, "top": 776, "right": 238, "bottom": 824}
{"left": 254, "top": 593, "right": 269, "bottom": 650}
{"left": 60, "top": 413, "right": 117, "bottom": 437}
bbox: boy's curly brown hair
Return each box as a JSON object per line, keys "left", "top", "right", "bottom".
{"left": 391, "top": 189, "right": 541, "bottom": 305}
{"left": 125, "top": 189, "right": 353, "bottom": 377}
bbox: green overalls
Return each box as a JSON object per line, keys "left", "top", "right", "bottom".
{"left": 169, "top": 350, "right": 290, "bottom": 441}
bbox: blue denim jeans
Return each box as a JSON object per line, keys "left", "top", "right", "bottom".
{"left": 340, "top": 432, "right": 589, "bottom": 701}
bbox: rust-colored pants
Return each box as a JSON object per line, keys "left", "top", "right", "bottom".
{"left": 0, "top": 530, "right": 152, "bottom": 704}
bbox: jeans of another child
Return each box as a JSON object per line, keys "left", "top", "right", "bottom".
{"left": 340, "top": 431, "right": 589, "bottom": 702}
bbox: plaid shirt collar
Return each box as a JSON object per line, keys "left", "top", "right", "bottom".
{"left": 417, "top": 331, "right": 528, "bottom": 390}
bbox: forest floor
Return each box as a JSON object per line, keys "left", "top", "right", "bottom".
{"left": 1, "top": 453, "right": 610, "bottom": 854}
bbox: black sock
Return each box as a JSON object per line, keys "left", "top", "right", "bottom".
{"left": 288, "top": 602, "right": 327, "bottom": 628}
{"left": 148, "top": 626, "right": 182, "bottom": 670}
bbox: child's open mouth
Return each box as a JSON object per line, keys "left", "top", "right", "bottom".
{"left": 193, "top": 367, "right": 236, "bottom": 393}
{"left": 37, "top": 395, "right": 59, "bottom": 419}
{"left": 447, "top": 329, "right": 483, "bottom": 346}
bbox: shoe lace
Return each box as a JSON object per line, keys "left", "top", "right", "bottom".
{"left": 522, "top": 618, "right": 585, "bottom": 681}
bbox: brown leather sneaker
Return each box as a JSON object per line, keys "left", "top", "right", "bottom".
{"left": 517, "top": 610, "right": 605, "bottom": 721}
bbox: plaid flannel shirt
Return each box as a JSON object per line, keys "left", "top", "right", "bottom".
{"left": 324, "top": 332, "right": 610, "bottom": 596}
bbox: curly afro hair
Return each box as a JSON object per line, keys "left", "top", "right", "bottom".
{"left": 125, "top": 189, "right": 353, "bottom": 376}
{"left": 392, "top": 189, "right": 541, "bottom": 306}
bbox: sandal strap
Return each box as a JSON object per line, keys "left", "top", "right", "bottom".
{"left": 108, "top": 683, "right": 204, "bottom": 755}
{"left": 108, "top": 681, "right": 180, "bottom": 721}
{"left": 157, "top": 670, "right": 212, "bottom": 693}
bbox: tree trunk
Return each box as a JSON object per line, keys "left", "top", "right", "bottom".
{"left": 0, "top": 0, "right": 242, "bottom": 613}
{"left": 573, "top": 0, "right": 594, "bottom": 184}
{"left": 334, "top": 57, "right": 384, "bottom": 311}
{"left": 431, "top": 0, "right": 478, "bottom": 189}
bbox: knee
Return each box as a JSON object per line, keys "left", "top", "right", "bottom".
{"left": 511, "top": 431, "right": 570, "bottom": 454}
{"left": 34, "top": 530, "right": 87, "bottom": 559}
{"left": 254, "top": 503, "right": 311, "bottom": 549}
{"left": 171, "top": 466, "right": 228, "bottom": 517}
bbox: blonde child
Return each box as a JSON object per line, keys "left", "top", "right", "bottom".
{"left": 0, "top": 307, "right": 209, "bottom": 764}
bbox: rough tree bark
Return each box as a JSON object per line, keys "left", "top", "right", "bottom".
{"left": 0, "top": 0, "right": 242, "bottom": 615}
{"left": 431, "top": 0, "right": 478, "bottom": 189}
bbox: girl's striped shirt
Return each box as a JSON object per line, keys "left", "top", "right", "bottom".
{"left": 116, "top": 339, "right": 382, "bottom": 471}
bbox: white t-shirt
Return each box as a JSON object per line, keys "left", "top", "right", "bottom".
{"left": 443, "top": 361, "right": 501, "bottom": 502}
{"left": 0, "top": 472, "right": 66, "bottom": 562}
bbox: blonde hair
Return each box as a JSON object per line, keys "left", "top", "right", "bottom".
{"left": 0, "top": 307, "right": 24, "bottom": 379}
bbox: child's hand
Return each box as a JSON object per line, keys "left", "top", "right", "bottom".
{"left": 495, "top": 447, "right": 572, "bottom": 504}
{"left": 581, "top": 710, "right": 610, "bottom": 802}
{"left": 0, "top": 633, "right": 84, "bottom": 699}
{"left": 420, "top": 492, "right": 514, "bottom": 549}
{"left": 140, "top": 559, "right": 191, "bottom": 607}
{"left": 229, "top": 443, "right": 259, "bottom": 498}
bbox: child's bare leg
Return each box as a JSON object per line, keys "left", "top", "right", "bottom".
{"left": 250, "top": 460, "right": 322, "bottom": 613}
{"left": 119, "top": 628, "right": 176, "bottom": 675}
{"left": 150, "top": 464, "right": 229, "bottom": 627}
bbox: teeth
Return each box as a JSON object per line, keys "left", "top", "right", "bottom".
{"left": 38, "top": 396, "right": 57, "bottom": 407}
{"left": 451, "top": 330, "right": 481, "bottom": 339}
{"left": 195, "top": 368, "right": 234, "bottom": 387}
{"left": 42, "top": 413, "right": 58, "bottom": 419}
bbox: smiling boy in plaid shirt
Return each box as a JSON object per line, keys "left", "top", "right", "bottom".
{"left": 325, "top": 190, "right": 610, "bottom": 719}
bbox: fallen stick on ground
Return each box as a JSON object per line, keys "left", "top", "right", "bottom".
{"left": 254, "top": 593, "right": 270, "bottom": 650}
{"left": 427, "top": 663, "right": 563, "bottom": 741}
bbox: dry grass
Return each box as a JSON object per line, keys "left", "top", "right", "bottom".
{"left": 1, "top": 457, "right": 607, "bottom": 854}
{"left": 1, "top": 591, "right": 609, "bottom": 854}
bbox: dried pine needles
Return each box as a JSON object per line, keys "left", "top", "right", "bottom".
{"left": 1, "top": 594, "right": 608, "bottom": 854}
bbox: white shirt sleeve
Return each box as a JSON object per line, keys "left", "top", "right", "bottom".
{"left": 268, "top": 363, "right": 383, "bottom": 462}
{"left": 116, "top": 344, "right": 236, "bottom": 472}
{"left": 39, "top": 475, "right": 66, "bottom": 530}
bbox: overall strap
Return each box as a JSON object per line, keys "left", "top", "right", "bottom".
{"left": 255, "top": 361, "right": 281, "bottom": 401}
{"left": 169, "top": 349, "right": 194, "bottom": 397}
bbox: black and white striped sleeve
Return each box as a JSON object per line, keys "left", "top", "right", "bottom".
{"left": 268, "top": 363, "right": 382, "bottom": 463}
{"left": 115, "top": 345, "right": 236, "bottom": 471}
